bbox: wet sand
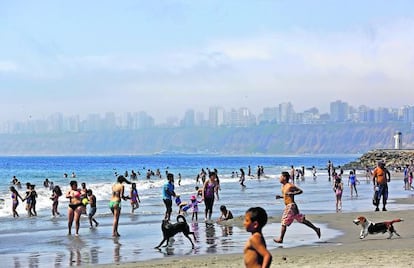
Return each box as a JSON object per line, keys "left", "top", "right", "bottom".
{"left": 99, "top": 197, "right": 414, "bottom": 267}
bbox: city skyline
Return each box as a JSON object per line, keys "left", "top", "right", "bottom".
{"left": 1, "top": 1, "right": 414, "bottom": 124}
{"left": 2, "top": 99, "right": 413, "bottom": 134}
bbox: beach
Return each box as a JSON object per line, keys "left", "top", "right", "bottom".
{"left": 101, "top": 203, "right": 414, "bottom": 268}
{"left": 1, "top": 155, "right": 414, "bottom": 267}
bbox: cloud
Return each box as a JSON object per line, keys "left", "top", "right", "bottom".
{"left": 1, "top": 17, "right": 413, "bottom": 122}
{"left": 0, "top": 61, "right": 18, "bottom": 72}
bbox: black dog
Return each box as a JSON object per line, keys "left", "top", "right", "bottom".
{"left": 155, "top": 215, "right": 196, "bottom": 249}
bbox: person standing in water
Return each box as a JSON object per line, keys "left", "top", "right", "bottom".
{"left": 162, "top": 173, "right": 176, "bottom": 221}
{"left": 50, "top": 185, "right": 62, "bottom": 217}
{"left": 87, "top": 189, "right": 99, "bottom": 228}
{"left": 66, "top": 180, "right": 84, "bottom": 236}
{"left": 10, "top": 186, "right": 23, "bottom": 218}
{"left": 130, "top": 183, "right": 141, "bottom": 213}
{"left": 202, "top": 171, "right": 219, "bottom": 221}
{"left": 110, "top": 175, "right": 131, "bottom": 237}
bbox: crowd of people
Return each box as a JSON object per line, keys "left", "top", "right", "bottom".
{"left": 6, "top": 160, "right": 414, "bottom": 268}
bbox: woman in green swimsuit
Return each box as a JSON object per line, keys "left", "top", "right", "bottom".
{"left": 110, "top": 175, "right": 131, "bottom": 237}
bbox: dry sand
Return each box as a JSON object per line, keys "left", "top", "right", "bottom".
{"left": 98, "top": 197, "right": 414, "bottom": 268}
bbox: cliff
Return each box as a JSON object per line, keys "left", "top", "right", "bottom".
{"left": 0, "top": 123, "right": 412, "bottom": 155}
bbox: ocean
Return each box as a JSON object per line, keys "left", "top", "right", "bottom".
{"left": 0, "top": 154, "right": 413, "bottom": 267}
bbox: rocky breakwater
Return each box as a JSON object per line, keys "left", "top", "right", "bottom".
{"left": 343, "top": 149, "right": 414, "bottom": 170}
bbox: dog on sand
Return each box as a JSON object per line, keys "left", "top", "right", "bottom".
{"left": 155, "top": 215, "right": 196, "bottom": 249}
{"left": 353, "top": 216, "right": 403, "bottom": 239}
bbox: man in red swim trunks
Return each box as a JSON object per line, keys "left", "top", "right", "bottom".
{"left": 274, "top": 171, "right": 321, "bottom": 243}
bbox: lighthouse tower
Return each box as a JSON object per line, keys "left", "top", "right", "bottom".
{"left": 394, "top": 131, "right": 402, "bottom": 149}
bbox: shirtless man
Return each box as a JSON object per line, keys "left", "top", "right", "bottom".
{"left": 244, "top": 207, "right": 272, "bottom": 268}
{"left": 274, "top": 171, "right": 321, "bottom": 243}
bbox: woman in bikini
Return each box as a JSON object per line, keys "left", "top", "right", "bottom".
{"left": 10, "top": 186, "right": 23, "bottom": 217}
{"left": 66, "top": 180, "right": 84, "bottom": 236}
{"left": 333, "top": 173, "right": 343, "bottom": 212}
{"left": 110, "top": 175, "right": 131, "bottom": 237}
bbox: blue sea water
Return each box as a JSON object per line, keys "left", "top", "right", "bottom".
{"left": 0, "top": 154, "right": 413, "bottom": 267}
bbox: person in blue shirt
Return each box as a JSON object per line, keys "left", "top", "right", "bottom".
{"left": 162, "top": 173, "right": 176, "bottom": 221}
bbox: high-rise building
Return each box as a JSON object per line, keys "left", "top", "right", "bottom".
{"left": 181, "top": 109, "right": 195, "bottom": 127}
{"left": 279, "top": 102, "right": 295, "bottom": 123}
{"left": 209, "top": 106, "right": 225, "bottom": 127}
{"left": 259, "top": 107, "right": 279, "bottom": 123}
{"left": 330, "top": 100, "right": 348, "bottom": 122}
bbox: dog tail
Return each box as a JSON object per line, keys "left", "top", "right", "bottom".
{"left": 177, "top": 214, "right": 187, "bottom": 223}
{"left": 386, "top": 218, "right": 403, "bottom": 225}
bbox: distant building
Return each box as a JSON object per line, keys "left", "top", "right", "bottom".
{"left": 209, "top": 106, "right": 225, "bottom": 127}
{"left": 279, "top": 102, "right": 295, "bottom": 123}
{"left": 259, "top": 107, "right": 279, "bottom": 124}
{"left": 181, "top": 109, "right": 195, "bottom": 127}
{"left": 330, "top": 100, "right": 348, "bottom": 122}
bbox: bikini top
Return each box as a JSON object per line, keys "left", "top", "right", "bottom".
{"left": 72, "top": 190, "right": 81, "bottom": 198}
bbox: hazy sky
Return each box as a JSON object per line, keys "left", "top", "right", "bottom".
{"left": 1, "top": 1, "right": 413, "bottom": 123}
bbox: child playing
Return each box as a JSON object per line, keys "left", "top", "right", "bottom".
{"left": 130, "top": 183, "right": 141, "bottom": 213}
{"left": 188, "top": 195, "right": 201, "bottom": 221}
{"left": 87, "top": 189, "right": 99, "bottom": 228}
{"left": 243, "top": 207, "right": 272, "bottom": 268}
{"left": 348, "top": 170, "right": 358, "bottom": 197}
{"left": 175, "top": 195, "right": 187, "bottom": 214}
{"left": 217, "top": 205, "right": 233, "bottom": 223}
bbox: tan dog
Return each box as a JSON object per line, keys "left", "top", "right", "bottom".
{"left": 353, "top": 216, "right": 402, "bottom": 239}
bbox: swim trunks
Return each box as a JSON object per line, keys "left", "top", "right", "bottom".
{"left": 281, "top": 203, "right": 304, "bottom": 226}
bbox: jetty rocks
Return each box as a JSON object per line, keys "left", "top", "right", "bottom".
{"left": 343, "top": 149, "right": 414, "bottom": 170}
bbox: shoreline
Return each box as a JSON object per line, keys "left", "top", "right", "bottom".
{"left": 99, "top": 197, "right": 414, "bottom": 268}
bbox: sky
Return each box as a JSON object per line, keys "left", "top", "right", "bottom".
{"left": 1, "top": 0, "right": 414, "bottom": 123}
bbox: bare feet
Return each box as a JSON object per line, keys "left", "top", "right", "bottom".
{"left": 316, "top": 228, "right": 321, "bottom": 239}
{"left": 273, "top": 238, "right": 283, "bottom": 243}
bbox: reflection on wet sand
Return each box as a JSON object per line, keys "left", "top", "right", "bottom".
{"left": 113, "top": 238, "right": 121, "bottom": 263}
{"left": 205, "top": 222, "right": 217, "bottom": 254}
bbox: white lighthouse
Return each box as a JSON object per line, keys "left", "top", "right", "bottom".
{"left": 394, "top": 131, "right": 402, "bottom": 149}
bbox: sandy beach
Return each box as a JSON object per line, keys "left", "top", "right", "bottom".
{"left": 99, "top": 197, "right": 414, "bottom": 268}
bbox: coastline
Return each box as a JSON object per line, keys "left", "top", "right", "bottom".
{"left": 99, "top": 197, "right": 414, "bottom": 268}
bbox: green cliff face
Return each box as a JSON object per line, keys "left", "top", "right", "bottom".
{"left": 0, "top": 123, "right": 412, "bottom": 155}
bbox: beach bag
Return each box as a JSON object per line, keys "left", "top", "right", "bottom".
{"left": 372, "top": 187, "right": 379, "bottom": 206}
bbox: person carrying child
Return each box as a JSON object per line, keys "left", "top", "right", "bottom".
{"left": 50, "top": 185, "right": 62, "bottom": 217}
